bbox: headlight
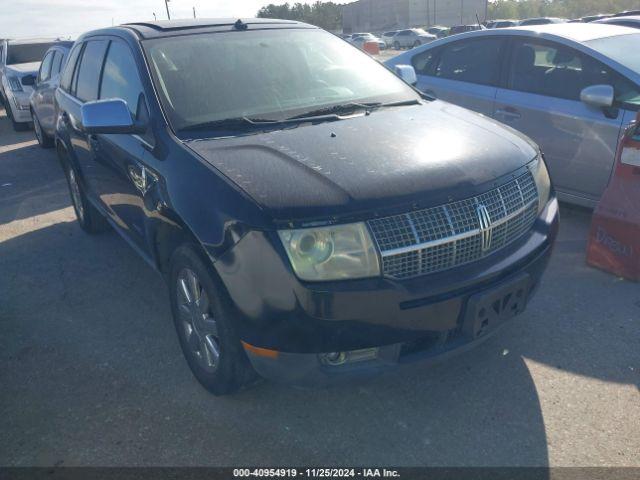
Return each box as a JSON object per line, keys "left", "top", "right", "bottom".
{"left": 278, "top": 222, "right": 380, "bottom": 281}
{"left": 8, "top": 76, "right": 23, "bottom": 92}
{"left": 528, "top": 153, "right": 551, "bottom": 214}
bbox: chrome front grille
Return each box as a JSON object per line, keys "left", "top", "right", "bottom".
{"left": 368, "top": 171, "right": 539, "bottom": 279}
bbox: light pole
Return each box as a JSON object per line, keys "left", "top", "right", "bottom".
{"left": 164, "top": 0, "right": 171, "bottom": 20}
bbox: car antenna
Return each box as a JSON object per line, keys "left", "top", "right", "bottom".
{"left": 234, "top": 19, "right": 248, "bottom": 30}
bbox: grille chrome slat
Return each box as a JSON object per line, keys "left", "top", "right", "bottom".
{"left": 369, "top": 171, "right": 539, "bottom": 279}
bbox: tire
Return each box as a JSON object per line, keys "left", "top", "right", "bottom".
{"left": 169, "top": 244, "right": 256, "bottom": 395}
{"left": 413, "top": 40, "right": 421, "bottom": 48}
{"left": 393, "top": 41, "right": 400, "bottom": 50}
{"left": 60, "top": 153, "right": 110, "bottom": 234}
{"left": 32, "top": 109, "right": 54, "bottom": 148}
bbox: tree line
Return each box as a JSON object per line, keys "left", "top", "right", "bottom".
{"left": 488, "top": 0, "right": 640, "bottom": 20}
{"left": 256, "top": 2, "right": 343, "bottom": 31}
{"left": 256, "top": 0, "right": 640, "bottom": 31}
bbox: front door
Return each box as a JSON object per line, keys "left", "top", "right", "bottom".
{"left": 493, "top": 38, "right": 637, "bottom": 203}
{"left": 87, "top": 39, "right": 155, "bottom": 253}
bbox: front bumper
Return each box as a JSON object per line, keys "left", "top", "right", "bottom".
{"left": 215, "top": 198, "right": 559, "bottom": 382}
{"left": 7, "top": 91, "right": 32, "bottom": 123}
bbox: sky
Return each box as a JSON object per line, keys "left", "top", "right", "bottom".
{"left": 0, "top": 0, "right": 350, "bottom": 39}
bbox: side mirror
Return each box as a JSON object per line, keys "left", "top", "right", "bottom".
{"left": 81, "top": 99, "right": 146, "bottom": 135}
{"left": 21, "top": 74, "right": 35, "bottom": 86}
{"left": 394, "top": 64, "right": 417, "bottom": 86}
{"left": 580, "top": 84, "right": 614, "bottom": 109}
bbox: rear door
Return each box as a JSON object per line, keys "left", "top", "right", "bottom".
{"left": 39, "top": 49, "right": 65, "bottom": 133}
{"left": 412, "top": 36, "right": 507, "bottom": 116}
{"left": 493, "top": 38, "right": 636, "bottom": 203}
{"left": 57, "top": 39, "right": 109, "bottom": 203}
{"left": 32, "top": 50, "right": 54, "bottom": 127}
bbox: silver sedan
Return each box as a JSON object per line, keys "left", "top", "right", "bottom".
{"left": 386, "top": 24, "right": 640, "bottom": 207}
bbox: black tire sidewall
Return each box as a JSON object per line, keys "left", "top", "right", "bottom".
{"left": 169, "top": 245, "right": 251, "bottom": 395}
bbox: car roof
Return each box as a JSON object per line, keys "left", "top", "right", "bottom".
{"left": 117, "top": 18, "right": 314, "bottom": 40}
{"left": 597, "top": 15, "right": 640, "bottom": 23}
{"left": 7, "top": 38, "right": 59, "bottom": 45}
{"left": 499, "top": 22, "right": 637, "bottom": 41}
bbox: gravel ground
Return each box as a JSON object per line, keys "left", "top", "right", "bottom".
{"left": 0, "top": 105, "right": 638, "bottom": 467}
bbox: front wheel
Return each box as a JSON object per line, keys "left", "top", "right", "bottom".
{"left": 413, "top": 40, "right": 421, "bottom": 48}
{"left": 169, "top": 245, "right": 256, "bottom": 395}
{"left": 393, "top": 41, "right": 400, "bottom": 50}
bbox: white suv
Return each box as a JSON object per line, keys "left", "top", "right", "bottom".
{"left": 0, "top": 39, "right": 56, "bottom": 130}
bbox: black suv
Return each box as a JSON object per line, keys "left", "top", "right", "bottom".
{"left": 55, "top": 19, "right": 558, "bottom": 394}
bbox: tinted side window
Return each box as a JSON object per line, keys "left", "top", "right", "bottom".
{"left": 60, "top": 44, "right": 83, "bottom": 92}
{"left": 75, "top": 40, "right": 108, "bottom": 102}
{"left": 434, "top": 38, "right": 504, "bottom": 86}
{"left": 51, "top": 51, "right": 64, "bottom": 76}
{"left": 99, "top": 41, "right": 144, "bottom": 118}
{"left": 38, "top": 51, "right": 54, "bottom": 82}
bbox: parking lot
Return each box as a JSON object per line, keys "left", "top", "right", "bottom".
{"left": 0, "top": 104, "right": 638, "bottom": 467}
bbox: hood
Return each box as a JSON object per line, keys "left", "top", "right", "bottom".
{"left": 186, "top": 101, "right": 538, "bottom": 222}
{"left": 419, "top": 33, "right": 437, "bottom": 38}
{"left": 5, "top": 62, "right": 40, "bottom": 75}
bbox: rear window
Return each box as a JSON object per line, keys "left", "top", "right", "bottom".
{"left": 586, "top": 34, "right": 640, "bottom": 74}
{"left": 7, "top": 43, "right": 54, "bottom": 65}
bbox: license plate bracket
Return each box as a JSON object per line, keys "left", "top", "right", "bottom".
{"left": 462, "top": 274, "right": 531, "bottom": 340}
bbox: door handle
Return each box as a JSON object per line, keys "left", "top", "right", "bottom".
{"left": 495, "top": 107, "right": 521, "bottom": 121}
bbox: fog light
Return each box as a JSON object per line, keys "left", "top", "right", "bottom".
{"left": 318, "top": 348, "right": 378, "bottom": 366}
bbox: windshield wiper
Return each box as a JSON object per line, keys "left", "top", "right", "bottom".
{"left": 287, "top": 102, "right": 384, "bottom": 120}
{"left": 179, "top": 116, "right": 282, "bottom": 132}
{"left": 286, "top": 99, "right": 422, "bottom": 121}
{"left": 180, "top": 99, "right": 424, "bottom": 134}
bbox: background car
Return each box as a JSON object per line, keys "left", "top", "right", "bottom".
{"left": 392, "top": 29, "right": 436, "bottom": 49}
{"left": 386, "top": 23, "right": 640, "bottom": 207}
{"left": 449, "top": 24, "right": 485, "bottom": 35}
{"left": 491, "top": 19, "right": 520, "bottom": 28}
{"left": 0, "top": 38, "right": 57, "bottom": 130}
{"left": 349, "top": 32, "right": 386, "bottom": 50}
{"left": 579, "top": 14, "right": 612, "bottom": 22}
{"left": 381, "top": 30, "right": 398, "bottom": 47}
{"left": 425, "top": 26, "right": 449, "bottom": 38}
{"left": 29, "top": 41, "right": 73, "bottom": 147}
{"left": 594, "top": 15, "right": 640, "bottom": 29}
{"left": 612, "top": 10, "right": 640, "bottom": 17}
{"left": 519, "top": 17, "right": 567, "bottom": 26}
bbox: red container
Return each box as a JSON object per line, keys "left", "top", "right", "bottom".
{"left": 363, "top": 41, "right": 380, "bottom": 55}
{"left": 586, "top": 114, "right": 640, "bottom": 281}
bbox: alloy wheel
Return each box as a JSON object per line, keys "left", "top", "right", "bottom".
{"left": 176, "top": 268, "right": 221, "bottom": 372}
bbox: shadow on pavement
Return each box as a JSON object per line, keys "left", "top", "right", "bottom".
{"left": 0, "top": 108, "right": 69, "bottom": 224}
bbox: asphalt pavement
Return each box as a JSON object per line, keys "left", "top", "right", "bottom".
{"left": 0, "top": 106, "right": 638, "bottom": 467}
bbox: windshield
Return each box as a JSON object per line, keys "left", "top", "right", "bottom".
{"left": 7, "top": 43, "right": 54, "bottom": 65}
{"left": 145, "top": 29, "right": 418, "bottom": 133}
{"left": 586, "top": 34, "right": 640, "bottom": 74}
